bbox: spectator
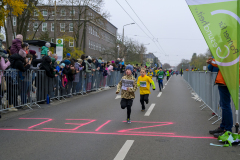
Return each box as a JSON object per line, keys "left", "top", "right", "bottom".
{"left": 120, "top": 64, "right": 125, "bottom": 74}
{"left": 29, "top": 50, "right": 42, "bottom": 67}
{"left": 41, "top": 42, "right": 51, "bottom": 57}
{"left": 112, "top": 62, "right": 117, "bottom": 71}
{"left": 207, "top": 57, "right": 236, "bottom": 138}
{"left": 103, "top": 62, "right": 108, "bottom": 87}
{"left": 63, "top": 53, "right": 71, "bottom": 61}
{"left": 9, "top": 43, "right": 30, "bottom": 71}
{"left": 81, "top": 55, "right": 86, "bottom": 71}
{"left": 63, "top": 59, "right": 75, "bottom": 97}
{"left": 72, "top": 59, "right": 82, "bottom": 94}
{"left": 48, "top": 51, "right": 52, "bottom": 57}
{"left": 10, "top": 34, "right": 23, "bottom": 55}
{"left": 0, "top": 56, "right": 10, "bottom": 110}
{"left": 86, "top": 58, "right": 92, "bottom": 92}
{"left": 38, "top": 56, "right": 56, "bottom": 102}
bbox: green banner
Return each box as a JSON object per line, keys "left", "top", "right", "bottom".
{"left": 186, "top": 0, "right": 239, "bottom": 110}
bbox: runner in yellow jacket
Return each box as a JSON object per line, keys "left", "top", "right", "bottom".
{"left": 137, "top": 68, "right": 155, "bottom": 112}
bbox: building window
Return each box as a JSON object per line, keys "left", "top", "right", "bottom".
{"left": 89, "top": 40, "right": 91, "bottom": 49}
{"left": 69, "top": 39, "right": 74, "bottom": 47}
{"left": 89, "top": 26, "right": 92, "bottom": 34}
{"left": 33, "top": 22, "right": 38, "bottom": 31}
{"left": 51, "top": 38, "right": 54, "bottom": 43}
{"left": 61, "top": 9, "right": 66, "bottom": 16}
{"left": 88, "top": 12, "right": 92, "bottom": 19}
{"left": 51, "top": 23, "right": 54, "bottom": 32}
{"left": 60, "top": 23, "right": 65, "bottom": 32}
{"left": 34, "top": 9, "right": 39, "bottom": 16}
{"left": 91, "top": 41, "right": 93, "bottom": 49}
{"left": 42, "top": 23, "right": 47, "bottom": 31}
{"left": 13, "top": 17, "right": 16, "bottom": 26}
{"left": 93, "top": 41, "right": 95, "bottom": 50}
{"left": 99, "top": 45, "right": 101, "bottom": 51}
{"left": 69, "top": 23, "right": 73, "bottom": 32}
{"left": 52, "top": 11, "right": 55, "bottom": 16}
{"left": 96, "top": 43, "right": 98, "bottom": 51}
{"left": 70, "top": 9, "right": 75, "bottom": 16}
{"left": 12, "top": 32, "right": 16, "bottom": 40}
{"left": 42, "top": 10, "right": 48, "bottom": 16}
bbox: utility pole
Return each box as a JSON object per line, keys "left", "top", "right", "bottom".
{"left": 54, "top": 0, "right": 56, "bottom": 43}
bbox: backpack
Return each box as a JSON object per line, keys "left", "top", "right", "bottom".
{"left": 103, "top": 69, "right": 108, "bottom": 76}
{"left": 62, "top": 75, "right": 68, "bottom": 87}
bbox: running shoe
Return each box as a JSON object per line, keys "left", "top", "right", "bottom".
{"left": 209, "top": 127, "right": 224, "bottom": 134}
{"left": 213, "top": 132, "right": 225, "bottom": 138}
{"left": 127, "top": 119, "right": 131, "bottom": 124}
{"left": 141, "top": 109, "right": 145, "bottom": 112}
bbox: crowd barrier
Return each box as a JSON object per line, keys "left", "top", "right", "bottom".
{"left": 0, "top": 70, "right": 126, "bottom": 114}
{"left": 183, "top": 71, "right": 239, "bottom": 132}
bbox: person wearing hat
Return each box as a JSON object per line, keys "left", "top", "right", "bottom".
{"left": 62, "top": 53, "right": 71, "bottom": 62}
{"left": 10, "top": 34, "right": 23, "bottom": 55}
{"left": 62, "top": 59, "right": 76, "bottom": 97}
{"left": 137, "top": 67, "right": 156, "bottom": 112}
{"left": 116, "top": 64, "right": 138, "bottom": 124}
{"left": 29, "top": 50, "right": 42, "bottom": 67}
{"left": 40, "top": 42, "right": 51, "bottom": 57}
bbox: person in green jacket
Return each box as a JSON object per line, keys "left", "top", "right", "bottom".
{"left": 166, "top": 70, "right": 170, "bottom": 81}
{"left": 41, "top": 42, "right": 51, "bottom": 57}
{"left": 157, "top": 67, "right": 164, "bottom": 92}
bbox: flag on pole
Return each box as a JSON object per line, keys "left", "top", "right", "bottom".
{"left": 185, "top": 0, "right": 239, "bottom": 110}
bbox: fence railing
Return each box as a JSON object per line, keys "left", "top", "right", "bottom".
{"left": 183, "top": 71, "right": 239, "bottom": 133}
{"left": 0, "top": 69, "right": 126, "bottom": 114}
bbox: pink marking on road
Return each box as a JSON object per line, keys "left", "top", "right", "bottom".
{"left": 95, "top": 120, "right": 111, "bottom": 131}
{"left": 43, "top": 119, "right": 96, "bottom": 131}
{"left": 0, "top": 128, "right": 216, "bottom": 139}
{"left": 19, "top": 118, "right": 53, "bottom": 129}
{"left": 119, "top": 121, "right": 173, "bottom": 133}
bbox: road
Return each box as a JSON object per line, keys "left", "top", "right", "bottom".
{"left": 0, "top": 75, "right": 239, "bottom": 160}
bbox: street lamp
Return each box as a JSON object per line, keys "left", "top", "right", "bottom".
{"left": 122, "top": 23, "right": 135, "bottom": 58}
{"left": 117, "top": 45, "right": 120, "bottom": 58}
{"left": 122, "top": 23, "right": 135, "bottom": 45}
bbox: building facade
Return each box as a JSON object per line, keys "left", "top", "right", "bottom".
{"left": 7, "top": 5, "right": 117, "bottom": 59}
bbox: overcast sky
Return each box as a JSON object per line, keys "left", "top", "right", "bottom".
{"left": 104, "top": 0, "right": 209, "bottom": 66}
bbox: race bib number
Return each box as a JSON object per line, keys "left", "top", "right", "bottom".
{"left": 122, "top": 79, "right": 134, "bottom": 90}
{"left": 140, "top": 81, "right": 147, "bottom": 87}
{"left": 158, "top": 75, "right": 163, "bottom": 79}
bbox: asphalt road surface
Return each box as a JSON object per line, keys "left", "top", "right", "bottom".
{"left": 0, "top": 75, "right": 239, "bottom": 160}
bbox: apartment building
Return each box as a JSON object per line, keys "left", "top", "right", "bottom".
{"left": 7, "top": 5, "right": 117, "bottom": 58}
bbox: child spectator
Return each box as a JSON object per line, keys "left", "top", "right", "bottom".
{"left": 10, "top": 34, "right": 23, "bottom": 55}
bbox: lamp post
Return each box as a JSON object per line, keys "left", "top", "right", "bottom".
{"left": 122, "top": 23, "right": 135, "bottom": 58}
{"left": 117, "top": 45, "right": 119, "bottom": 58}
{"left": 54, "top": 0, "right": 56, "bottom": 44}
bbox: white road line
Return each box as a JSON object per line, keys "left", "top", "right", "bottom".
{"left": 144, "top": 103, "right": 156, "bottom": 116}
{"left": 115, "top": 95, "right": 121, "bottom": 99}
{"left": 157, "top": 92, "right": 162, "bottom": 97}
{"left": 113, "top": 140, "right": 134, "bottom": 160}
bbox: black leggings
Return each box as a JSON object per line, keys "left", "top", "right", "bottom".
{"left": 121, "top": 98, "right": 133, "bottom": 119}
{"left": 140, "top": 94, "right": 149, "bottom": 110}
